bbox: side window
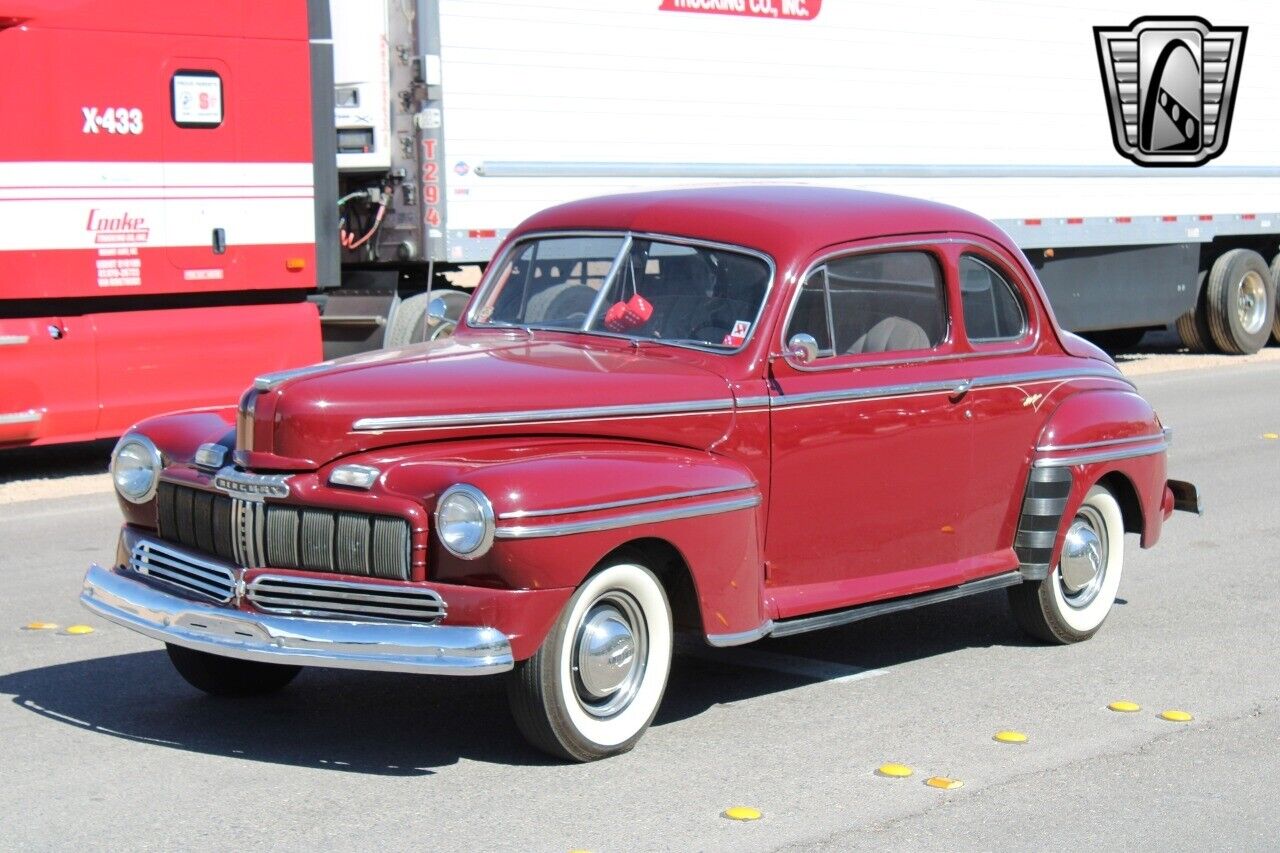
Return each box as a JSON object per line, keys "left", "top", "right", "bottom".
{"left": 785, "top": 268, "right": 835, "bottom": 356}
{"left": 959, "top": 256, "right": 1027, "bottom": 342}
{"left": 786, "top": 251, "right": 946, "bottom": 358}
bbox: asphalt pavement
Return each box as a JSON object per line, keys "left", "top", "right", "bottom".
{"left": 1, "top": 360, "right": 1277, "bottom": 851}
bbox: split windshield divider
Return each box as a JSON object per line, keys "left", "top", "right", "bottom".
{"left": 582, "top": 234, "right": 634, "bottom": 331}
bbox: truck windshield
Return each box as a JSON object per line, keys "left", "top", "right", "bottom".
{"left": 468, "top": 234, "right": 772, "bottom": 351}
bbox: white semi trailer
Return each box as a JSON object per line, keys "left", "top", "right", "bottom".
{"left": 327, "top": 0, "right": 1279, "bottom": 354}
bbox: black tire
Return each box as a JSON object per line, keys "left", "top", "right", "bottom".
{"left": 507, "top": 561, "right": 673, "bottom": 762}
{"left": 1009, "top": 485, "right": 1125, "bottom": 645}
{"left": 166, "top": 644, "right": 301, "bottom": 697}
{"left": 1269, "top": 254, "right": 1280, "bottom": 345}
{"left": 384, "top": 289, "right": 468, "bottom": 348}
{"left": 1085, "top": 328, "right": 1146, "bottom": 354}
{"left": 1205, "top": 249, "right": 1274, "bottom": 354}
{"left": 1174, "top": 272, "right": 1216, "bottom": 353}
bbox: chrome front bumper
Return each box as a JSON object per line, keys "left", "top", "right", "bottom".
{"left": 79, "top": 563, "right": 514, "bottom": 676}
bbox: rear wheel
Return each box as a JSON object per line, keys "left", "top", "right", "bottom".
{"left": 1174, "top": 272, "right": 1216, "bottom": 353}
{"left": 507, "top": 561, "right": 673, "bottom": 762}
{"left": 1009, "top": 485, "right": 1125, "bottom": 644}
{"left": 166, "top": 644, "right": 301, "bottom": 697}
{"left": 1205, "top": 249, "right": 1274, "bottom": 354}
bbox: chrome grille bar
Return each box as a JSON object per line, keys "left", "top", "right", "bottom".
{"left": 129, "top": 539, "right": 236, "bottom": 603}
{"left": 247, "top": 575, "right": 445, "bottom": 624}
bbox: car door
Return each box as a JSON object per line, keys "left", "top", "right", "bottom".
{"left": 949, "top": 243, "right": 1065, "bottom": 568}
{"left": 764, "top": 241, "right": 977, "bottom": 619}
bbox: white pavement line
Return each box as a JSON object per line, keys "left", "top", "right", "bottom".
{"left": 677, "top": 638, "right": 889, "bottom": 684}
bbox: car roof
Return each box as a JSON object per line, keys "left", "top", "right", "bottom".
{"left": 513, "top": 185, "right": 1010, "bottom": 262}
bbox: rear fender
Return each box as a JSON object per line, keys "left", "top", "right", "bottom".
{"left": 1016, "top": 390, "right": 1168, "bottom": 578}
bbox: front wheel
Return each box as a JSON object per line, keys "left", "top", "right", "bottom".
{"left": 1008, "top": 485, "right": 1125, "bottom": 644}
{"left": 166, "top": 644, "right": 302, "bottom": 697}
{"left": 507, "top": 562, "right": 673, "bottom": 762}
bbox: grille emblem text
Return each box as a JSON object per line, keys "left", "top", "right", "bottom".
{"left": 213, "top": 466, "right": 291, "bottom": 500}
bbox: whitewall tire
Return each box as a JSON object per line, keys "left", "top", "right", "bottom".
{"left": 507, "top": 562, "right": 673, "bottom": 762}
{"left": 1009, "top": 485, "right": 1125, "bottom": 644}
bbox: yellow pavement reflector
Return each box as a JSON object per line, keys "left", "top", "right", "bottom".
{"left": 1263, "top": 433, "right": 1278, "bottom": 440}
{"left": 993, "top": 730, "right": 1028, "bottom": 744}
{"left": 23, "top": 621, "right": 58, "bottom": 630}
{"left": 1108, "top": 700, "right": 1142, "bottom": 713}
{"left": 925, "top": 776, "right": 963, "bottom": 790}
{"left": 63, "top": 624, "right": 94, "bottom": 635}
{"left": 1159, "top": 709, "right": 1193, "bottom": 722}
{"left": 876, "top": 763, "right": 913, "bottom": 778}
{"left": 722, "top": 806, "right": 762, "bottom": 821}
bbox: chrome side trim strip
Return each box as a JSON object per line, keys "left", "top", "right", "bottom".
{"left": 1036, "top": 431, "right": 1167, "bottom": 452}
{"left": 735, "top": 395, "right": 772, "bottom": 408}
{"left": 495, "top": 494, "right": 761, "bottom": 539}
{"left": 770, "top": 368, "right": 1132, "bottom": 410}
{"left": 0, "top": 334, "right": 29, "bottom": 346}
{"left": 0, "top": 410, "right": 41, "bottom": 425}
{"left": 80, "top": 563, "right": 513, "bottom": 676}
{"left": 1032, "top": 440, "right": 1168, "bottom": 468}
{"left": 353, "top": 398, "right": 734, "bottom": 432}
{"left": 498, "top": 483, "right": 755, "bottom": 520}
{"left": 704, "top": 620, "right": 774, "bottom": 648}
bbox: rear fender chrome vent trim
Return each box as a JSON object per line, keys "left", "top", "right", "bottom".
{"left": 246, "top": 574, "right": 446, "bottom": 625}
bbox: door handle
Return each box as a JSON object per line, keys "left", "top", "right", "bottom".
{"left": 949, "top": 379, "right": 972, "bottom": 403}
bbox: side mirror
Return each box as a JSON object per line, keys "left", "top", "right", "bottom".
{"left": 425, "top": 297, "right": 456, "bottom": 328}
{"left": 786, "top": 333, "right": 820, "bottom": 365}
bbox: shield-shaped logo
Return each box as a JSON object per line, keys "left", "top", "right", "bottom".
{"left": 1094, "top": 17, "right": 1247, "bottom": 167}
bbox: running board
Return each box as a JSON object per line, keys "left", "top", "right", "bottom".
{"left": 769, "top": 571, "right": 1024, "bottom": 639}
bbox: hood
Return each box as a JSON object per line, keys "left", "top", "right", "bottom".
{"left": 245, "top": 335, "right": 736, "bottom": 469}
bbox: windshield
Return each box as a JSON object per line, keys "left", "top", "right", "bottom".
{"left": 468, "top": 234, "right": 772, "bottom": 351}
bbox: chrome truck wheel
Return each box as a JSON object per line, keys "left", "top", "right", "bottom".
{"left": 508, "top": 562, "right": 673, "bottom": 762}
{"left": 1205, "top": 249, "right": 1275, "bottom": 355}
{"left": 1009, "top": 485, "right": 1125, "bottom": 644}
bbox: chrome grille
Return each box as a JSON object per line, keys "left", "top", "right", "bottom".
{"left": 129, "top": 539, "right": 236, "bottom": 603}
{"left": 246, "top": 574, "right": 446, "bottom": 624}
{"left": 157, "top": 481, "right": 412, "bottom": 580}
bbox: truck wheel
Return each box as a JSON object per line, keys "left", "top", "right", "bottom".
{"left": 1008, "top": 485, "right": 1125, "bottom": 644}
{"left": 507, "top": 561, "right": 673, "bottom": 762}
{"left": 1205, "top": 249, "right": 1274, "bottom": 354}
{"left": 1174, "top": 272, "right": 1216, "bottom": 353}
{"left": 384, "top": 289, "right": 468, "bottom": 348}
{"left": 1269, "top": 253, "right": 1280, "bottom": 345}
{"left": 165, "top": 644, "right": 301, "bottom": 696}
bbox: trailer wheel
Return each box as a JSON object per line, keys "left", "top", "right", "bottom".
{"left": 1174, "top": 271, "right": 1215, "bottom": 353}
{"left": 1269, "top": 253, "right": 1280, "bottom": 345}
{"left": 1205, "top": 249, "right": 1274, "bottom": 354}
{"left": 384, "top": 289, "right": 468, "bottom": 348}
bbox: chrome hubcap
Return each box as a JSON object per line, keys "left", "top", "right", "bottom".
{"left": 1059, "top": 506, "right": 1108, "bottom": 608}
{"left": 572, "top": 592, "right": 647, "bottom": 718}
{"left": 1237, "top": 271, "right": 1268, "bottom": 335}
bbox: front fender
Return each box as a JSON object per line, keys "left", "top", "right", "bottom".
{"left": 376, "top": 440, "right": 767, "bottom": 643}
{"left": 115, "top": 407, "right": 237, "bottom": 527}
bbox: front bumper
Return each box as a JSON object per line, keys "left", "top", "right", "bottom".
{"left": 80, "top": 563, "right": 514, "bottom": 676}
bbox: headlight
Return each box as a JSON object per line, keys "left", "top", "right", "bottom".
{"left": 434, "top": 484, "right": 495, "bottom": 559}
{"left": 110, "top": 434, "right": 162, "bottom": 504}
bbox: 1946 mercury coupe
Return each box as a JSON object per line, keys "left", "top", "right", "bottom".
{"left": 82, "top": 187, "right": 1200, "bottom": 761}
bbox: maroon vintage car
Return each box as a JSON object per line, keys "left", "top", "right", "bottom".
{"left": 83, "top": 186, "right": 1199, "bottom": 761}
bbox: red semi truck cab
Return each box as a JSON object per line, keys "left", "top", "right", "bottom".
{"left": 0, "top": 2, "right": 329, "bottom": 446}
